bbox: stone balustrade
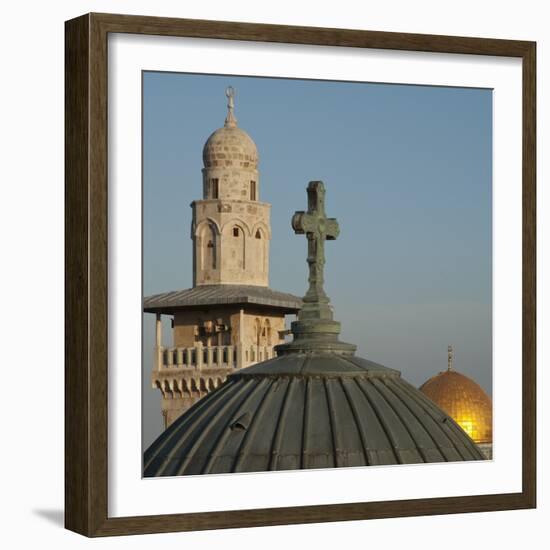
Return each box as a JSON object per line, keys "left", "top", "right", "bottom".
{"left": 155, "top": 343, "right": 276, "bottom": 371}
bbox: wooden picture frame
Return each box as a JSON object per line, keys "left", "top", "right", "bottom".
{"left": 65, "top": 12, "right": 536, "bottom": 537}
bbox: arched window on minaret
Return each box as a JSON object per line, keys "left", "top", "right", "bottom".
{"left": 228, "top": 224, "right": 245, "bottom": 270}
{"left": 201, "top": 223, "right": 217, "bottom": 270}
{"left": 250, "top": 181, "right": 256, "bottom": 201}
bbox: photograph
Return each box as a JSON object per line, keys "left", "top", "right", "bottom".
{"left": 141, "top": 72, "right": 494, "bottom": 476}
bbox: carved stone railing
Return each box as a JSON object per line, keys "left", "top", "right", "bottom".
{"left": 242, "top": 344, "right": 275, "bottom": 364}
{"left": 158, "top": 343, "right": 235, "bottom": 370}
{"left": 155, "top": 343, "right": 276, "bottom": 371}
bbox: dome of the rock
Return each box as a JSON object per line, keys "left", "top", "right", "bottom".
{"left": 420, "top": 366, "right": 492, "bottom": 445}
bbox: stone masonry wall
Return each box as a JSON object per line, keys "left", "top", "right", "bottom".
{"left": 192, "top": 199, "right": 270, "bottom": 286}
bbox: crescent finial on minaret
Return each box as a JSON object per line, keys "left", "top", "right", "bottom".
{"left": 224, "top": 86, "right": 237, "bottom": 127}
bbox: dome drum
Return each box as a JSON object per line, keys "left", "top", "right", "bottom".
{"left": 201, "top": 167, "right": 259, "bottom": 201}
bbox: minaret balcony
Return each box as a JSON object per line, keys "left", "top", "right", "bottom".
{"left": 154, "top": 343, "right": 276, "bottom": 372}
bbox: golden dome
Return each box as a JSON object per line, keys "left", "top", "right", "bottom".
{"left": 420, "top": 365, "right": 492, "bottom": 445}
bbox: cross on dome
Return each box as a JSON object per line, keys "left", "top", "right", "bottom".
{"left": 276, "top": 181, "right": 356, "bottom": 356}
{"left": 292, "top": 181, "right": 339, "bottom": 305}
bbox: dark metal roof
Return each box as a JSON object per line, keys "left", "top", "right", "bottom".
{"left": 144, "top": 353, "right": 485, "bottom": 476}
{"left": 143, "top": 284, "right": 302, "bottom": 313}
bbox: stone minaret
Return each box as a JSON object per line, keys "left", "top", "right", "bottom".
{"left": 191, "top": 86, "right": 270, "bottom": 287}
{"left": 145, "top": 88, "right": 302, "bottom": 428}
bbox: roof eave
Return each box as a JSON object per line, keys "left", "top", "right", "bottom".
{"left": 143, "top": 299, "right": 302, "bottom": 315}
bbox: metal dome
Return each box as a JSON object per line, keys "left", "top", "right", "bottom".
{"left": 144, "top": 181, "right": 485, "bottom": 477}
{"left": 420, "top": 355, "right": 493, "bottom": 445}
{"left": 144, "top": 353, "right": 484, "bottom": 476}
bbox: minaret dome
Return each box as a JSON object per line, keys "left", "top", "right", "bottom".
{"left": 201, "top": 87, "right": 259, "bottom": 201}
{"left": 192, "top": 87, "right": 270, "bottom": 287}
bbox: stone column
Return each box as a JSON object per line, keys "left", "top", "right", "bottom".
{"left": 235, "top": 343, "right": 242, "bottom": 369}
{"left": 237, "top": 308, "right": 245, "bottom": 369}
{"left": 155, "top": 313, "right": 162, "bottom": 370}
{"left": 196, "top": 341, "right": 203, "bottom": 369}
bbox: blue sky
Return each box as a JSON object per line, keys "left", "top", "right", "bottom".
{"left": 142, "top": 72, "right": 492, "bottom": 448}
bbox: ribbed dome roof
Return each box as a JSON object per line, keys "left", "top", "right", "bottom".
{"left": 144, "top": 353, "right": 484, "bottom": 476}
{"left": 420, "top": 370, "right": 492, "bottom": 445}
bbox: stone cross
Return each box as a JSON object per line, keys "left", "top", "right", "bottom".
{"left": 292, "top": 181, "right": 339, "bottom": 306}
{"left": 275, "top": 180, "right": 356, "bottom": 355}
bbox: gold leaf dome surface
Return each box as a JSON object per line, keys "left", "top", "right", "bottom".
{"left": 419, "top": 370, "right": 492, "bottom": 444}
